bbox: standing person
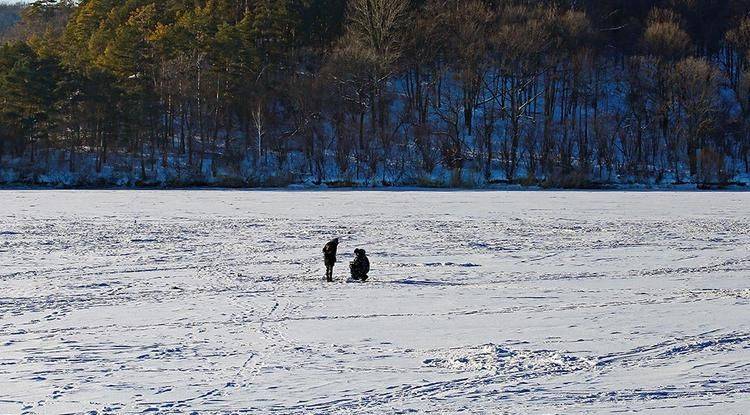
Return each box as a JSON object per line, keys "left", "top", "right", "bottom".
{"left": 350, "top": 249, "right": 370, "bottom": 282}
{"left": 323, "top": 238, "right": 339, "bottom": 282}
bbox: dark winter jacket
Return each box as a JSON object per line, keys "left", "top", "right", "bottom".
{"left": 323, "top": 238, "right": 339, "bottom": 266}
{"left": 350, "top": 248, "right": 370, "bottom": 280}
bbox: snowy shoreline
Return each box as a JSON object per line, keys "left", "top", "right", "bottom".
{"left": 1, "top": 182, "right": 748, "bottom": 192}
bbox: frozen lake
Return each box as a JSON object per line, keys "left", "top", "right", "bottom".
{"left": 1, "top": 190, "right": 749, "bottom": 414}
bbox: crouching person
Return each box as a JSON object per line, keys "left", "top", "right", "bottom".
{"left": 349, "top": 249, "right": 370, "bottom": 282}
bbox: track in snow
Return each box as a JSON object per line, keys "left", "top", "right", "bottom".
{"left": 0, "top": 190, "right": 749, "bottom": 414}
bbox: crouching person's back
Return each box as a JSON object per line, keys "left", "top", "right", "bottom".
{"left": 350, "top": 249, "right": 370, "bottom": 282}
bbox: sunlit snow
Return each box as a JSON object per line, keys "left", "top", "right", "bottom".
{"left": 1, "top": 190, "right": 748, "bottom": 413}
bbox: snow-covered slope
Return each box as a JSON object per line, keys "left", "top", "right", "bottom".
{"left": 1, "top": 191, "right": 748, "bottom": 413}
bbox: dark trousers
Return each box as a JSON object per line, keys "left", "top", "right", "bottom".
{"left": 325, "top": 258, "right": 335, "bottom": 281}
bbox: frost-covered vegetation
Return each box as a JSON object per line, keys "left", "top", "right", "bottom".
{"left": 1, "top": 0, "right": 750, "bottom": 187}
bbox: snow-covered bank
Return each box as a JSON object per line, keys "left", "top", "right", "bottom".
{"left": 1, "top": 191, "right": 749, "bottom": 413}
{"left": 0, "top": 175, "right": 749, "bottom": 191}
{"left": 2, "top": 152, "right": 750, "bottom": 190}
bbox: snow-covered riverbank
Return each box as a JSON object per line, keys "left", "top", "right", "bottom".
{"left": 1, "top": 191, "right": 748, "bottom": 413}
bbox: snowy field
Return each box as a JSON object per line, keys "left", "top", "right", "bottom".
{"left": 1, "top": 190, "right": 749, "bottom": 414}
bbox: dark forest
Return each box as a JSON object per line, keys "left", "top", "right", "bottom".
{"left": 1, "top": 0, "right": 749, "bottom": 187}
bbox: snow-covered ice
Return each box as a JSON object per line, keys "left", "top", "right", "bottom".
{"left": 0, "top": 190, "right": 749, "bottom": 414}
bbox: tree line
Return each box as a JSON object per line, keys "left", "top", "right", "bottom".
{"left": 0, "top": 0, "right": 749, "bottom": 187}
